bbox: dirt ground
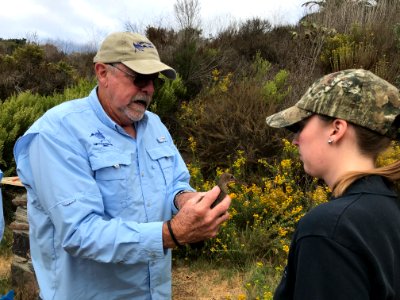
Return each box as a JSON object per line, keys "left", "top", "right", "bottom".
{"left": 1, "top": 256, "right": 246, "bottom": 299}
{"left": 172, "top": 264, "right": 245, "bottom": 300}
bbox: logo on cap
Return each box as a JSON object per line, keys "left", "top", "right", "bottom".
{"left": 133, "top": 42, "right": 155, "bottom": 52}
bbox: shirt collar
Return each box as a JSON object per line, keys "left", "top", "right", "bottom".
{"left": 334, "top": 175, "right": 397, "bottom": 200}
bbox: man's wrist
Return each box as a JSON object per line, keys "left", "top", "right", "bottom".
{"left": 166, "top": 219, "right": 183, "bottom": 248}
{"left": 174, "top": 190, "right": 192, "bottom": 209}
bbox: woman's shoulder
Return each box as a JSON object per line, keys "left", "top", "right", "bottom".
{"left": 295, "top": 198, "right": 352, "bottom": 240}
{"left": 296, "top": 179, "right": 400, "bottom": 244}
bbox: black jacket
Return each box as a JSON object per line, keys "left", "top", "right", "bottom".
{"left": 274, "top": 176, "right": 400, "bottom": 300}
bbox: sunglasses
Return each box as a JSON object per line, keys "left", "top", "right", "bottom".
{"left": 288, "top": 116, "right": 313, "bottom": 134}
{"left": 107, "top": 63, "right": 163, "bottom": 88}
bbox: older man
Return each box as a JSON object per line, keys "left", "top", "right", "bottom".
{"left": 14, "top": 32, "right": 231, "bottom": 300}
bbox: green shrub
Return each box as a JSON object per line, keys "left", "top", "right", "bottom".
{"left": 0, "top": 79, "right": 95, "bottom": 223}
{"left": 0, "top": 78, "right": 95, "bottom": 176}
{"left": 176, "top": 138, "right": 329, "bottom": 269}
{"left": 320, "top": 25, "right": 378, "bottom": 72}
{"left": 149, "top": 74, "right": 187, "bottom": 130}
{"left": 262, "top": 69, "right": 291, "bottom": 105}
{"left": 178, "top": 54, "right": 291, "bottom": 175}
{"left": 303, "top": 0, "right": 400, "bottom": 82}
{"left": 234, "top": 18, "right": 275, "bottom": 63}
{"left": 0, "top": 42, "right": 79, "bottom": 100}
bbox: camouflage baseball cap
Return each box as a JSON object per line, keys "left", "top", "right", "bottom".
{"left": 266, "top": 69, "right": 400, "bottom": 139}
{"left": 93, "top": 32, "right": 176, "bottom": 79}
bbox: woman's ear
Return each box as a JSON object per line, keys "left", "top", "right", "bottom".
{"left": 329, "top": 119, "right": 348, "bottom": 143}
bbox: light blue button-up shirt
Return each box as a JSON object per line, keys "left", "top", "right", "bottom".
{"left": 0, "top": 169, "right": 4, "bottom": 241}
{"left": 14, "top": 88, "right": 194, "bottom": 300}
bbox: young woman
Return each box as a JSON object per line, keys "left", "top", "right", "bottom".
{"left": 266, "top": 69, "right": 400, "bottom": 299}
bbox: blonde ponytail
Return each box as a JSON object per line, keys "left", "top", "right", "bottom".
{"left": 333, "top": 161, "right": 400, "bottom": 197}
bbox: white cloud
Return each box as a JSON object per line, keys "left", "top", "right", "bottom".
{"left": 0, "top": 0, "right": 312, "bottom": 44}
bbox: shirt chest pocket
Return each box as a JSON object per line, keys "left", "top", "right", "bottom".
{"left": 89, "top": 151, "right": 133, "bottom": 215}
{"left": 147, "top": 146, "right": 175, "bottom": 187}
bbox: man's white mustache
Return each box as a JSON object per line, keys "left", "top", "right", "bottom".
{"left": 131, "top": 95, "right": 151, "bottom": 107}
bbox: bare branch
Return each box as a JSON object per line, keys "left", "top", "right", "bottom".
{"left": 174, "top": 0, "right": 201, "bottom": 29}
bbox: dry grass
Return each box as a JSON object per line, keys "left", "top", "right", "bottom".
{"left": 299, "top": 0, "right": 400, "bottom": 83}
{"left": 172, "top": 264, "right": 246, "bottom": 299}
{"left": 0, "top": 255, "right": 12, "bottom": 278}
{"left": 0, "top": 254, "right": 12, "bottom": 296}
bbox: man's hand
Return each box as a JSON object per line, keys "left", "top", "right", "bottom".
{"left": 163, "top": 186, "right": 231, "bottom": 248}
{"left": 173, "top": 191, "right": 199, "bottom": 210}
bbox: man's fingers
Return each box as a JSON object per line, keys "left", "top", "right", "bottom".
{"left": 217, "top": 209, "right": 230, "bottom": 223}
{"left": 196, "top": 195, "right": 204, "bottom": 203}
{"left": 213, "top": 194, "right": 231, "bottom": 211}
{"left": 196, "top": 185, "right": 221, "bottom": 207}
{"left": 175, "top": 187, "right": 231, "bottom": 243}
{"left": 186, "top": 192, "right": 206, "bottom": 204}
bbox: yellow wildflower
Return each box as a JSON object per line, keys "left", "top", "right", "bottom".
{"left": 188, "top": 136, "right": 197, "bottom": 153}
{"left": 280, "top": 159, "right": 292, "bottom": 170}
{"left": 278, "top": 227, "right": 288, "bottom": 237}
{"left": 282, "top": 244, "right": 289, "bottom": 253}
{"left": 212, "top": 69, "right": 220, "bottom": 81}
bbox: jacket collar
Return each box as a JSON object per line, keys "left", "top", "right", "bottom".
{"left": 334, "top": 175, "right": 398, "bottom": 200}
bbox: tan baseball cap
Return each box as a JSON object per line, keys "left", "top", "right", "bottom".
{"left": 93, "top": 32, "right": 176, "bottom": 79}
{"left": 266, "top": 69, "right": 400, "bottom": 139}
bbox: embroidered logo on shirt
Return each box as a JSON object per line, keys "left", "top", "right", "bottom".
{"left": 157, "top": 136, "right": 166, "bottom": 143}
{"left": 90, "top": 130, "right": 113, "bottom": 147}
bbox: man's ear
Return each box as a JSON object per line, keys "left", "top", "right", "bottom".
{"left": 94, "top": 63, "right": 108, "bottom": 85}
{"left": 329, "top": 119, "right": 348, "bottom": 142}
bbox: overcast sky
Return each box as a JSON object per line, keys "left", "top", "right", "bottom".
{"left": 0, "top": 0, "right": 315, "bottom": 48}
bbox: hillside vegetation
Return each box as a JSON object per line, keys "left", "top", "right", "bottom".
{"left": 1, "top": 0, "right": 400, "bottom": 298}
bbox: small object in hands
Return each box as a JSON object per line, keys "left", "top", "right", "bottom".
{"left": 190, "top": 173, "right": 236, "bottom": 250}
{"left": 211, "top": 172, "right": 236, "bottom": 208}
